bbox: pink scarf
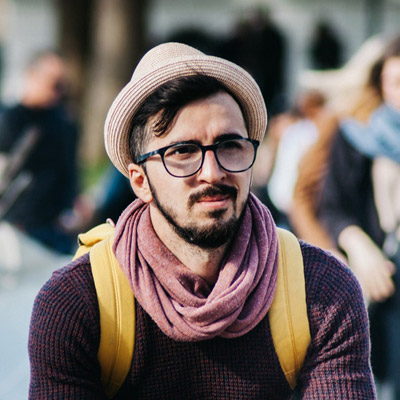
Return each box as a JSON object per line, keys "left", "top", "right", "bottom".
{"left": 113, "top": 193, "right": 279, "bottom": 342}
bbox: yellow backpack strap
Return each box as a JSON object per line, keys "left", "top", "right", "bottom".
{"left": 73, "top": 222, "right": 115, "bottom": 260}
{"left": 269, "top": 228, "right": 311, "bottom": 389}
{"left": 90, "top": 233, "right": 135, "bottom": 398}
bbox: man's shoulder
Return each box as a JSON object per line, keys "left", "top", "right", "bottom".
{"left": 56, "top": 252, "right": 93, "bottom": 282}
{"left": 30, "top": 252, "right": 101, "bottom": 346}
{"left": 29, "top": 253, "right": 102, "bottom": 393}
{"left": 38, "top": 253, "right": 96, "bottom": 304}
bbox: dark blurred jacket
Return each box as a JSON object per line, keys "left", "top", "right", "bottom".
{"left": 318, "top": 129, "right": 398, "bottom": 382}
{"left": 0, "top": 104, "right": 78, "bottom": 249}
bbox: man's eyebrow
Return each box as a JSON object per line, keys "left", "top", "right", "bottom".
{"left": 164, "top": 133, "right": 244, "bottom": 147}
{"left": 161, "top": 139, "right": 200, "bottom": 147}
{"left": 214, "top": 133, "right": 245, "bottom": 142}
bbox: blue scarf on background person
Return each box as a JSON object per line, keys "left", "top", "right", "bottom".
{"left": 341, "top": 103, "right": 400, "bottom": 162}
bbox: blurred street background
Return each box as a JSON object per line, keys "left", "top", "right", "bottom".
{"left": 0, "top": 0, "right": 399, "bottom": 398}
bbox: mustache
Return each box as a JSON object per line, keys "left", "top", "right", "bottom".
{"left": 188, "top": 184, "right": 238, "bottom": 208}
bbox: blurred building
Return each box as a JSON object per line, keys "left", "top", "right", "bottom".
{"left": 0, "top": 0, "right": 399, "bottom": 157}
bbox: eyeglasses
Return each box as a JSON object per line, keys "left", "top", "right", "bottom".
{"left": 136, "top": 136, "right": 259, "bottom": 178}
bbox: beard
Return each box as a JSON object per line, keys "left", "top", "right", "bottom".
{"left": 148, "top": 179, "right": 247, "bottom": 249}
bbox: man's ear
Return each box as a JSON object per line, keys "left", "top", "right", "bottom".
{"left": 128, "top": 163, "right": 153, "bottom": 203}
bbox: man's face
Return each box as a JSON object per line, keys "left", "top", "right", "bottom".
{"left": 132, "top": 92, "right": 252, "bottom": 249}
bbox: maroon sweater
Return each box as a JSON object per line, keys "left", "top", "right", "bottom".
{"left": 28, "top": 241, "right": 376, "bottom": 399}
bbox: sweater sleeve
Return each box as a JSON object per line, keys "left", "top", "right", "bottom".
{"left": 297, "top": 243, "right": 376, "bottom": 399}
{"left": 28, "top": 256, "right": 107, "bottom": 399}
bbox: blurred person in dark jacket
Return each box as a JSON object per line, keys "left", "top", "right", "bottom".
{"left": 318, "top": 34, "right": 400, "bottom": 398}
{"left": 0, "top": 50, "right": 78, "bottom": 255}
{"left": 309, "top": 21, "right": 343, "bottom": 70}
{"left": 220, "top": 7, "right": 287, "bottom": 116}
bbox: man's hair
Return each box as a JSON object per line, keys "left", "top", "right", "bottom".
{"left": 128, "top": 74, "right": 248, "bottom": 163}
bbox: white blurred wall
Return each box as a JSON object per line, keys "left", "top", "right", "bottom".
{"left": 0, "top": 0, "right": 400, "bottom": 104}
{"left": 0, "top": 0, "right": 58, "bottom": 104}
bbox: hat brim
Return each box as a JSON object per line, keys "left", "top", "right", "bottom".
{"left": 104, "top": 54, "right": 267, "bottom": 177}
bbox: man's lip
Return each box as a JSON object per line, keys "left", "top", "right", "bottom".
{"left": 188, "top": 184, "right": 238, "bottom": 209}
{"left": 197, "top": 194, "right": 230, "bottom": 202}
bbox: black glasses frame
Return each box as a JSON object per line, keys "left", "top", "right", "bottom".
{"left": 136, "top": 137, "right": 260, "bottom": 178}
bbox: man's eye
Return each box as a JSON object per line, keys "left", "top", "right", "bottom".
{"left": 166, "top": 144, "right": 198, "bottom": 157}
{"left": 219, "top": 140, "right": 243, "bottom": 150}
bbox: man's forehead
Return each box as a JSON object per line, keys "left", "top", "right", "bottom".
{"left": 150, "top": 90, "right": 245, "bottom": 125}
{"left": 144, "top": 92, "right": 247, "bottom": 144}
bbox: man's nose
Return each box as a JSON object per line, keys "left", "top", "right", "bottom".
{"left": 197, "top": 150, "right": 226, "bottom": 183}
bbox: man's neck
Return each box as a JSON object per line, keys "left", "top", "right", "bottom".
{"left": 149, "top": 207, "right": 228, "bottom": 286}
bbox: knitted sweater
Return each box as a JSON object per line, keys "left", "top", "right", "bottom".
{"left": 28, "top": 241, "right": 376, "bottom": 399}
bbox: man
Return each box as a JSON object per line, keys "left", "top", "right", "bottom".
{"left": 0, "top": 50, "right": 78, "bottom": 255}
{"left": 28, "top": 43, "right": 376, "bottom": 399}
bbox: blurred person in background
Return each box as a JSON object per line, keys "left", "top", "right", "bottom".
{"left": 318, "top": 34, "right": 400, "bottom": 399}
{"left": 68, "top": 165, "right": 135, "bottom": 233}
{"left": 250, "top": 110, "right": 289, "bottom": 223}
{"left": 0, "top": 50, "right": 79, "bottom": 260}
{"left": 220, "top": 6, "right": 287, "bottom": 116}
{"left": 289, "top": 36, "right": 385, "bottom": 254}
{"left": 309, "top": 21, "right": 343, "bottom": 70}
{"left": 263, "top": 90, "right": 332, "bottom": 230}
{"left": 87, "top": 167, "right": 134, "bottom": 225}
{"left": 287, "top": 91, "right": 339, "bottom": 251}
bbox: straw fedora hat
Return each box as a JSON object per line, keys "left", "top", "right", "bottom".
{"left": 104, "top": 42, "right": 267, "bottom": 177}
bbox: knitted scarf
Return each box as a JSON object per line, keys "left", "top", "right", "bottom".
{"left": 113, "top": 193, "right": 279, "bottom": 342}
{"left": 341, "top": 103, "right": 400, "bottom": 162}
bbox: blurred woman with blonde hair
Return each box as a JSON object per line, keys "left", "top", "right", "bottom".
{"left": 318, "top": 34, "right": 400, "bottom": 398}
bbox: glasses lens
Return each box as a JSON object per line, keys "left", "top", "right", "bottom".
{"left": 163, "top": 143, "right": 202, "bottom": 177}
{"left": 216, "top": 139, "right": 255, "bottom": 172}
